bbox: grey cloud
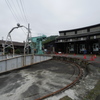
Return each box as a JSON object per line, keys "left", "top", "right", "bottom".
{"left": 0, "top": 0, "right": 100, "bottom": 41}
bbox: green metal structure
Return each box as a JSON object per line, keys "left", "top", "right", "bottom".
{"left": 30, "top": 35, "right": 46, "bottom": 54}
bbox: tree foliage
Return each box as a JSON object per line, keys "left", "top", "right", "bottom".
{"left": 42, "top": 35, "right": 58, "bottom": 44}
{"left": 15, "top": 49, "right": 21, "bottom": 54}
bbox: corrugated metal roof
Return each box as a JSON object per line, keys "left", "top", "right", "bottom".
{"left": 0, "top": 40, "right": 25, "bottom": 46}
{"left": 59, "top": 23, "right": 100, "bottom": 33}
{"left": 56, "top": 31, "right": 100, "bottom": 39}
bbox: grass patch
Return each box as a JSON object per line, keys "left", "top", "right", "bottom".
{"left": 83, "top": 80, "right": 100, "bottom": 100}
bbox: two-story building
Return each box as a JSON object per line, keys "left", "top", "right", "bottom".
{"left": 55, "top": 24, "right": 100, "bottom": 54}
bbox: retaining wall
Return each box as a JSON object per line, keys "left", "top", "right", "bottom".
{"left": 0, "top": 55, "right": 52, "bottom": 74}
{"left": 53, "top": 56, "right": 90, "bottom": 73}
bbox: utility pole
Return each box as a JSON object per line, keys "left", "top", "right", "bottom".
{"left": 23, "top": 23, "right": 34, "bottom": 65}
{"left": 24, "top": 23, "right": 32, "bottom": 55}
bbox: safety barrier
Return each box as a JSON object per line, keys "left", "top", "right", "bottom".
{"left": 0, "top": 55, "right": 22, "bottom": 61}
{"left": 0, "top": 55, "right": 52, "bottom": 74}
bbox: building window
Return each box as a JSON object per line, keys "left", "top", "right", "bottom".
{"left": 93, "top": 43, "right": 99, "bottom": 51}
{"left": 75, "top": 31, "right": 77, "bottom": 34}
{"left": 81, "top": 37, "right": 83, "bottom": 40}
{"left": 66, "top": 39, "right": 68, "bottom": 41}
{"left": 64, "top": 33, "right": 66, "bottom": 36}
{"left": 80, "top": 44, "right": 85, "bottom": 52}
{"left": 94, "top": 36, "right": 96, "bottom": 39}
{"left": 87, "top": 36, "right": 90, "bottom": 40}
{"left": 60, "top": 40, "right": 62, "bottom": 42}
{"left": 87, "top": 28, "right": 90, "bottom": 32}
{"left": 70, "top": 39, "right": 72, "bottom": 41}
{"left": 69, "top": 45, "right": 74, "bottom": 51}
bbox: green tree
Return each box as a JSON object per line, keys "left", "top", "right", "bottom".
{"left": 42, "top": 35, "right": 58, "bottom": 44}
{"left": 15, "top": 49, "right": 21, "bottom": 54}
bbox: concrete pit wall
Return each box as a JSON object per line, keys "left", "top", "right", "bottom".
{"left": 53, "top": 56, "right": 91, "bottom": 74}
{"left": 0, "top": 55, "right": 52, "bottom": 74}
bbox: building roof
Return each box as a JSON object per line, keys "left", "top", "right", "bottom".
{"left": 59, "top": 23, "right": 100, "bottom": 33}
{"left": 56, "top": 31, "right": 100, "bottom": 39}
{"left": 0, "top": 40, "right": 25, "bottom": 46}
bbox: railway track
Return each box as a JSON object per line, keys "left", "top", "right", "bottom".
{"left": 0, "top": 59, "right": 84, "bottom": 100}
{"left": 36, "top": 60, "right": 83, "bottom": 100}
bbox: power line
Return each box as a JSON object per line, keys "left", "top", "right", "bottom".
{"left": 19, "top": 0, "right": 28, "bottom": 24}
{"left": 11, "top": 0, "right": 23, "bottom": 22}
{"left": 16, "top": 0, "right": 26, "bottom": 23}
{"left": 5, "top": 0, "right": 19, "bottom": 22}
{"left": 5, "top": 0, "right": 28, "bottom": 24}
{"left": 21, "top": 27, "right": 27, "bottom": 35}
{"left": 5, "top": 0, "right": 28, "bottom": 36}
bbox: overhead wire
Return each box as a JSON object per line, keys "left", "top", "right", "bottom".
{"left": 16, "top": 0, "right": 29, "bottom": 35}
{"left": 16, "top": 0, "right": 27, "bottom": 24}
{"left": 19, "top": 0, "right": 28, "bottom": 24}
{"left": 5, "top": 0, "right": 28, "bottom": 35}
{"left": 11, "top": 0, "right": 23, "bottom": 23}
{"left": 5, "top": 0, "right": 19, "bottom": 22}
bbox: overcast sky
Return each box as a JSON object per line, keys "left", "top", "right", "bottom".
{"left": 0, "top": 0, "right": 100, "bottom": 42}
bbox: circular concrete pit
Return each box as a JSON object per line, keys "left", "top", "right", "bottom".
{"left": 0, "top": 60, "right": 79, "bottom": 100}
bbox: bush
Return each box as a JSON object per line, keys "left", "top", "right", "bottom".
{"left": 15, "top": 49, "right": 21, "bottom": 54}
